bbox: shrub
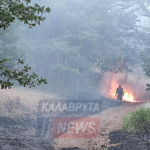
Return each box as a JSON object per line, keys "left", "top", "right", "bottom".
{"left": 119, "top": 106, "right": 150, "bottom": 133}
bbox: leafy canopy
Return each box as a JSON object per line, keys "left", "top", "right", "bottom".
{"left": 0, "top": 0, "right": 51, "bottom": 29}
{"left": 0, "top": 0, "right": 50, "bottom": 89}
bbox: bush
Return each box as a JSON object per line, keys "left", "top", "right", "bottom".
{"left": 119, "top": 106, "right": 150, "bottom": 133}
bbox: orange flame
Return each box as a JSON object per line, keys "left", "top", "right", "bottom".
{"left": 123, "top": 92, "right": 134, "bottom": 102}
{"left": 110, "top": 81, "right": 137, "bottom": 102}
{"left": 112, "top": 90, "right": 135, "bottom": 102}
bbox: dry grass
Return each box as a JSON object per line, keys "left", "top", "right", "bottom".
{"left": 0, "top": 85, "right": 60, "bottom": 118}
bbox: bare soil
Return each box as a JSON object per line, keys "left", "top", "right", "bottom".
{"left": 53, "top": 104, "right": 143, "bottom": 150}
{"left": 0, "top": 101, "right": 148, "bottom": 150}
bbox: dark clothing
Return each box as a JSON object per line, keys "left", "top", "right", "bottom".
{"left": 116, "top": 86, "right": 124, "bottom": 106}
{"left": 116, "top": 87, "right": 124, "bottom": 100}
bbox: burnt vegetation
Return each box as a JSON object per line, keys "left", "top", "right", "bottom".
{"left": 1, "top": 0, "right": 150, "bottom": 149}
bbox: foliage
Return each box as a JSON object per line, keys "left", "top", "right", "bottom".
{"left": 0, "top": 59, "right": 47, "bottom": 89}
{"left": 0, "top": 23, "right": 26, "bottom": 68}
{"left": 49, "top": 0, "right": 141, "bottom": 75}
{"left": 119, "top": 106, "right": 150, "bottom": 133}
{"left": 21, "top": 0, "right": 126, "bottom": 76}
{"left": 0, "top": 0, "right": 51, "bottom": 30}
{"left": 14, "top": 0, "right": 150, "bottom": 93}
{"left": 0, "top": 0, "right": 50, "bottom": 89}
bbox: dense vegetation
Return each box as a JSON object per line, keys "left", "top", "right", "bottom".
{"left": 120, "top": 106, "right": 150, "bottom": 133}
{"left": 0, "top": 0, "right": 150, "bottom": 96}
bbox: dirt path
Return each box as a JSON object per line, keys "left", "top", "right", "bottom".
{"left": 52, "top": 104, "right": 143, "bottom": 150}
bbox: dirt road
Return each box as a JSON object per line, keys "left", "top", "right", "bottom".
{"left": 53, "top": 104, "right": 142, "bottom": 150}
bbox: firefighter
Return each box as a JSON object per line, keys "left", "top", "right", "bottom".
{"left": 115, "top": 85, "right": 124, "bottom": 106}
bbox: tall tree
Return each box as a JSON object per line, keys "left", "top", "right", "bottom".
{"left": 16, "top": 0, "right": 150, "bottom": 94}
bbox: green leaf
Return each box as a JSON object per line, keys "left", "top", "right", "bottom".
{"left": 45, "top": 7, "right": 51, "bottom": 13}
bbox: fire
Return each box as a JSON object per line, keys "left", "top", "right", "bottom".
{"left": 110, "top": 81, "right": 137, "bottom": 102}
{"left": 112, "top": 90, "right": 136, "bottom": 102}
{"left": 101, "top": 73, "right": 140, "bottom": 103}
{"left": 123, "top": 92, "right": 134, "bottom": 102}
{"left": 112, "top": 91, "right": 135, "bottom": 102}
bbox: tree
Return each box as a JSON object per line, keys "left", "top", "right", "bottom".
{"left": 0, "top": 0, "right": 51, "bottom": 89}
{"left": 140, "top": 48, "right": 150, "bottom": 90}
{"left": 15, "top": 0, "right": 150, "bottom": 95}
{"left": 120, "top": 0, "right": 150, "bottom": 90}
{"left": 107, "top": 0, "right": 150, "bottom": 86}
{"left": 0, "top": 0, "right": 51, "bottom": 29}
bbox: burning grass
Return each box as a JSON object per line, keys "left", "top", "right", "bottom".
{"left": 100, "top": 71, "right": 150, "bottom": 103}
{"left": 119, "top": 106, "right": 150, "bottom": 133}
{"left": 109, "top": 81, "right": 140, "bottom": 103}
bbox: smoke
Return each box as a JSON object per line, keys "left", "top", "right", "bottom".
{"left": 100, "top": 72, "right": 149, "bottom": 102}
{"left": 99, "top": 72, "right": 120, "bottom": 98}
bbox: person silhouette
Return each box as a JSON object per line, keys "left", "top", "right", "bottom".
{"left": 115, "top": 85, "right": 124, "bottom": 106}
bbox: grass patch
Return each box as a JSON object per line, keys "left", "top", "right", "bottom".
{"left": 0, "top": 86, "right": 59, "bottom": 111}
{"left": 119, "top": 106, "right": 150, "bottom": 133}
{"left": 0, "top": 96, "right": 34, "bottom": 119}
{"left": 0, "top": 86, "right": 60, "bottom": 119}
